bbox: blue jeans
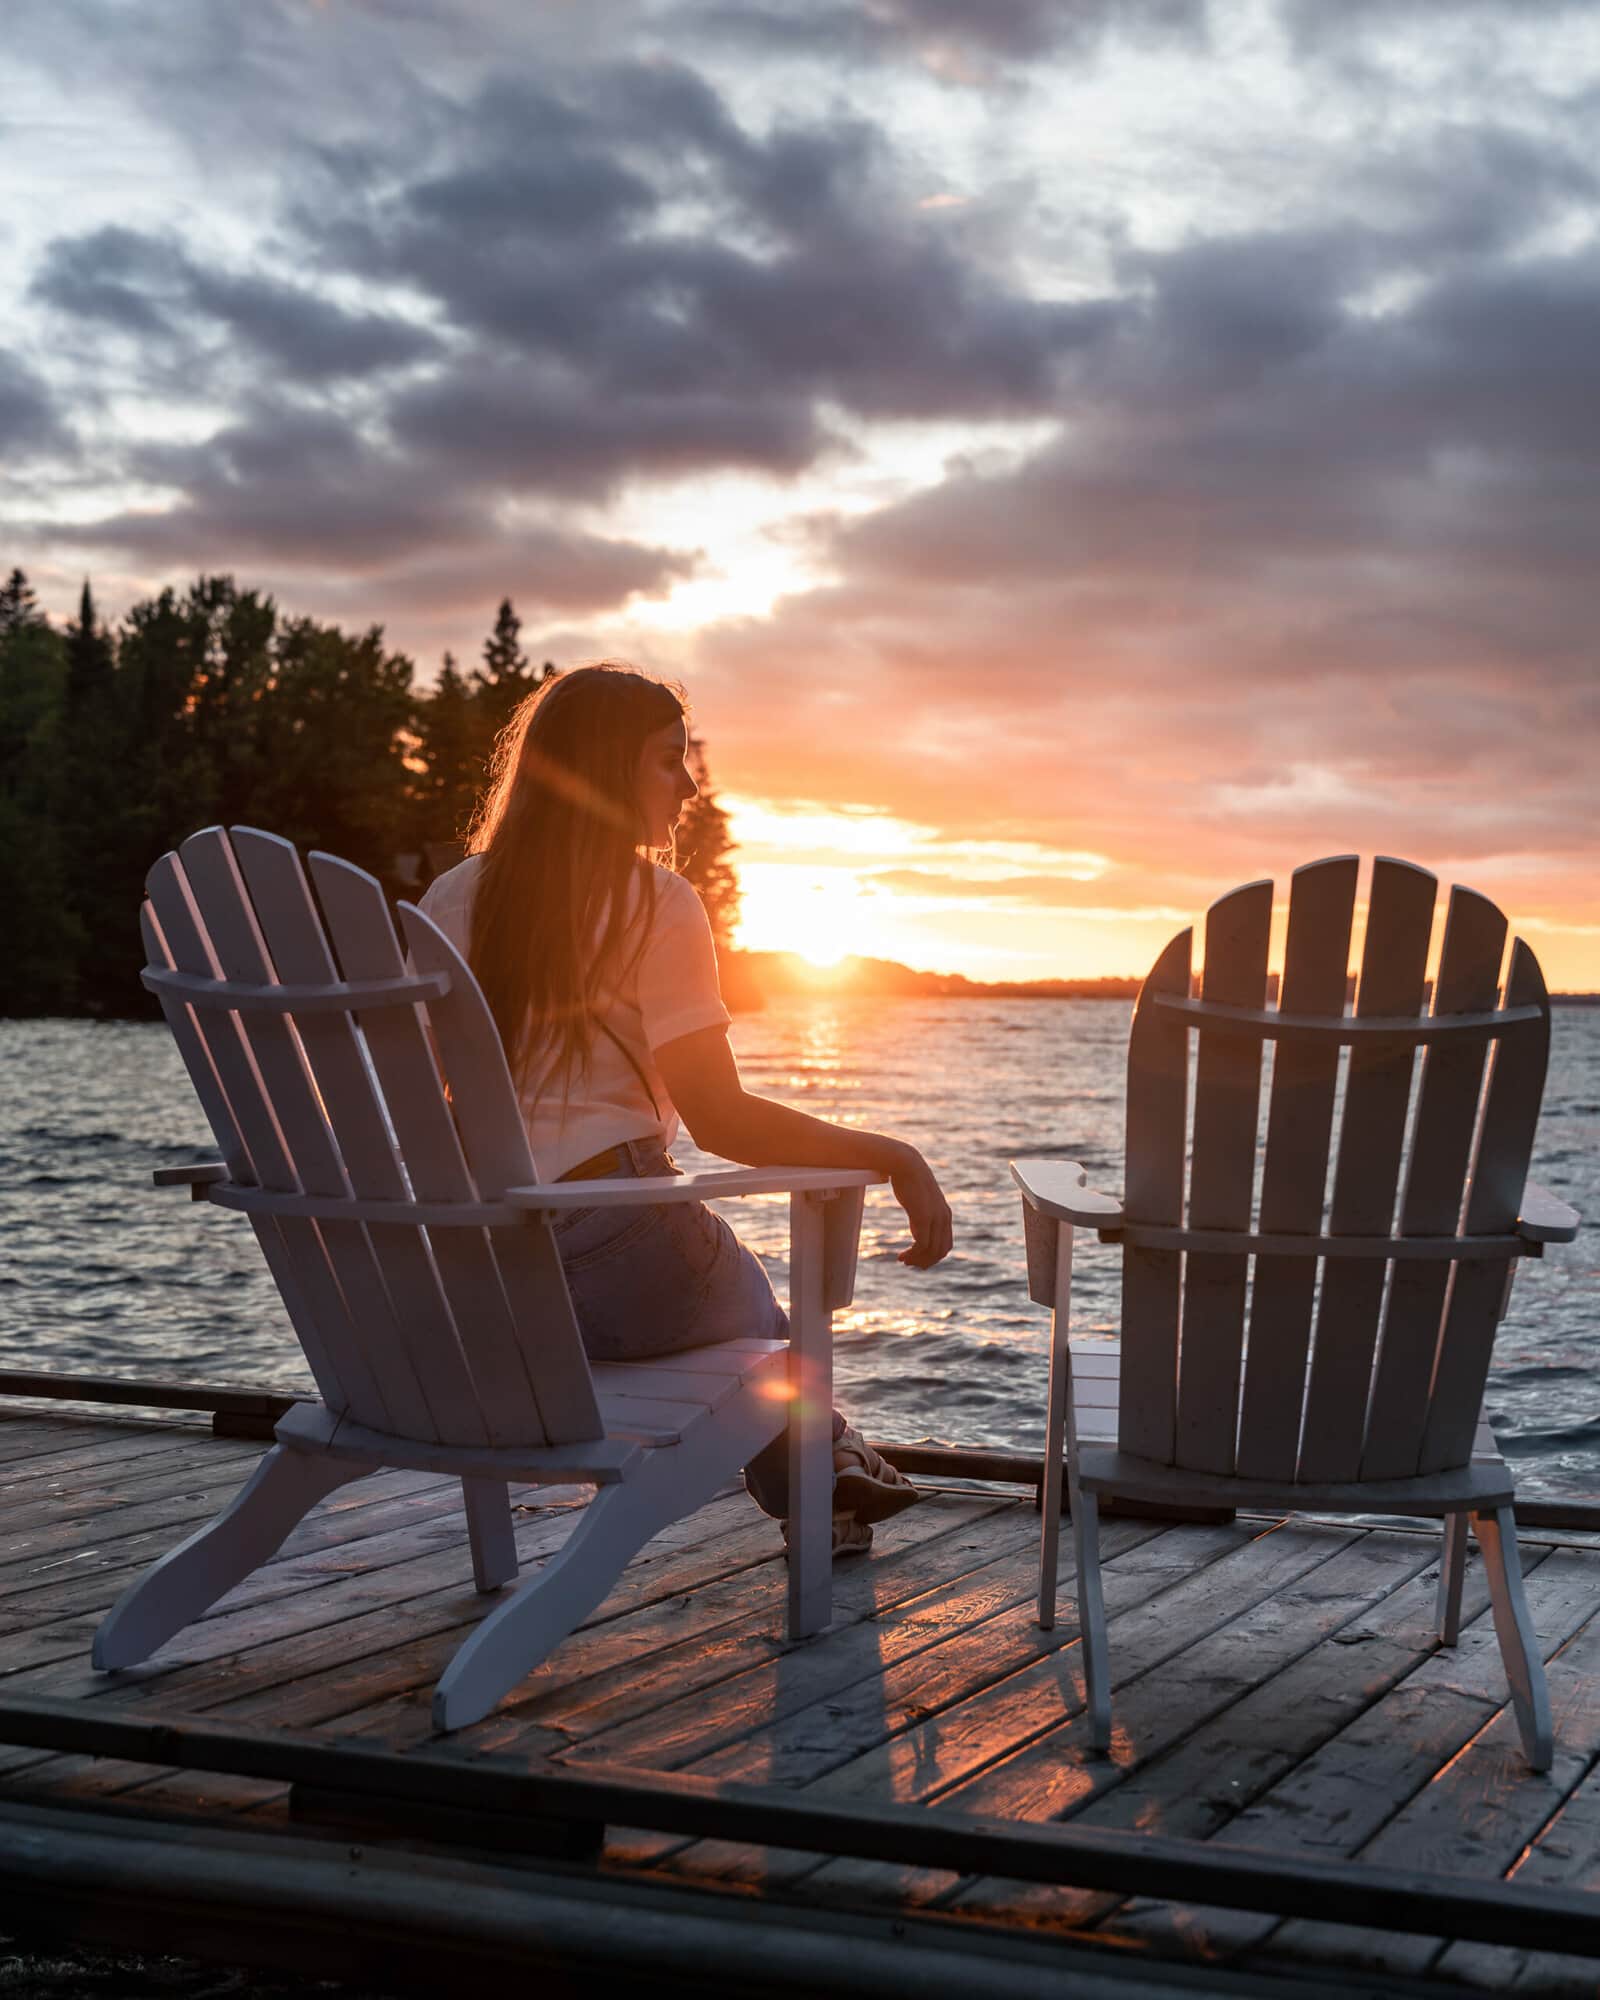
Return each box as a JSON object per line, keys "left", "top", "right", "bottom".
{"left": 553, "top": 1138, "right": 829, "bottom": 1516}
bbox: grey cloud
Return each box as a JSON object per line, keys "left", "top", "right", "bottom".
{"left": 45, "top": 399, "right": 698, "bottom": 615}
{"left": 682, "top": 0, "right": 1209, "bottom": 66}
{"left": 307, "top": 59, "right": 1111, "bottom": 445}
{"left": 0, "top": 349, "right": 68, "bottom": 457}
{"left": 33, "top": 226, "right": 439, "bottom": 381}
{"left": 388, "top": 366, "right": 824, "bottom": 498}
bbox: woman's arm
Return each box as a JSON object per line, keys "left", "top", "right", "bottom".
{"left": 653, "top": 1023, "right": 953, "bottom": 1269}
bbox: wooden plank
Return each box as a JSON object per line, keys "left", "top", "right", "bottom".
{"left": 7, "top": 1494, "right": 782, "bottom": 1802}
{"left": 623, "top": 1520, "right": 1231, "bottom": 1894}
{"left": 1118, "top": 928, "right": 1192, "bottom": 1463}
{"left": 1237, "top": 856, "right": 1356, "bottom": 1480}
{"left": 0, "top": 1478, "right": 489, "bottom": 1645}
{"left": 1362, "top": 885, "right": 1507, "bottom": 1479}
{"left": 954, "top": 1535, "right": 1514, "bottom": 1934}
{"left": 0, "top": 1422, "right": 230, "bottom": 1488}
{"left": 1176, "top": 880, "right": 1272, "bottom": 1474}
{"left": 786, "top": 1522, "right": 1346, "bottom": 1822}
{"left": 1107, "top": 1545, "right": 1600, "bottom": 1964}
{"left": 217, "top": 841, "right": 482, "bottom": 1451}
{"left": 8, "top": 1487, "right": 757, "bottom": 1723}
{"left": 255, "top": 838, "right": 548, "bottom": 1453}
{"left": 1249, "top": 1592, "right": 1600, "bottom": 1981}
{"left": 144, "top": 862, "right": 355, "bottom": 1414}
{"left": 1422, "top": 939, "right": 1552, "bottom": 1473}
{"left": 1438, "top": 1760, "right": 1600, "bottom": 1989}
{"left": 180, "top": 830, "right": 416, "bottom": 1437}
{"left": 230, "top": 830, "right": 437, "bottom": 1440}
{"left": 0, "top": 1416, "right": 195, "bottom": 1467}
{"left": 0, "top": 1434, "right": 274, "bottom": 1541}
{"left": 799, "top": 1527, "right": 1443, "bottom": 1916}
{"left": 0, "top": 1460, "right": 455, "bottom": 1596}
{"left": 12, "top": 1739, "right": 1600, "bottom": 1973}
{"left": 201, "top": 1497, "right": 1014, "bottom": 1768}
{"left": 567, "top": 1515, "right": 1170, "bottom": 1786}
{"left": 1298, "top": 858, "right": 1436, "bottom": 1482}
{"left": 394, "top": 895, "right": 603, "bottom": 1450}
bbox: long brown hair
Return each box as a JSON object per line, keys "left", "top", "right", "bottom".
{"left": 465, "top": 663, "right": 685, "bottom": 1100}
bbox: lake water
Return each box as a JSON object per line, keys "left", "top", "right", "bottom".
{"left": 2, "top": 1003, "right": 1595, "bottom": 1492}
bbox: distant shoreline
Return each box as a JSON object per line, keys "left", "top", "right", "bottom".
{"left": 722, "top": 950, "right": 1600, "bottom": 1011}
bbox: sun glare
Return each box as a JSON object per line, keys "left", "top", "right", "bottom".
{"left": 734, "top": 864, "right": 874, "bottom": 966}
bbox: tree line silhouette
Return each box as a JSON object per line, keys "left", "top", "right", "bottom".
{"left": 0, "top": 567, "right": 739, "bottom": 1016}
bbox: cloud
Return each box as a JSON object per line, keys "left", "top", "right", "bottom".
{"left": 302, "top": 59, "right": 1113, "bottom": 460}
{"left": 684, "top": 169, "right": 1600, "bottom": 907}
{"left": 33, "top": 226, "right": 440, "bottom": 382}
{"left": 682, "top": 0, "right": 1209, "bottom": 71}
{"left": 6, "top": 0, "right": 1600, "bottom": 976}
{"left": 0, "top": 348, "right": 67, "bottom": 458}
{"left": 53, "top": 401, "right": 696, "bottom": 620}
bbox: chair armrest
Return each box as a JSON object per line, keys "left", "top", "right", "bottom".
{"left": 504, "top": 1165, "right": 884, "bottom": 1212}
{"left": 152, "top": 1162, "right": 228, "bottom": 1191}
{"left": 1518, "top": 1181, "right": 1581, "bottom": 1244}
{"left": 1010, "top": 1160, "right": 1124, "bottom": 1234}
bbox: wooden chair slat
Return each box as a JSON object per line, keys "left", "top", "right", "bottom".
{"left": 1175, "top": 881, "right": 1271, "bottom": 1474}
{"left": 141, "top": 895, "right": 348, "bottom": 1413}
{"left": 227, "top": 831, "right": 439, "bottom": 1441}
{"left": 145, "top": 849, "right": 367, "bottom": 1419}
{"left": 299, "top": 854, "right": 507, "bottom": 1449}
{"left": 398, "top": 900, "right": 604, "bottom": 1449}
{"left": 180, "top": 829, "right": 414, "bottom": 1437}
{"left": 1117, "top": 928, "right": 1192, "bottom": 1462}
{"left": 1421, "top": 940, "right": 1552, "bottom": 1473}
{"left": 1237, "top": 856, "right": 1357, "bottom": 1479}
{"left": 1299, "top": 858, "right": 1436, "bottom": 1482}
{"left": 1362, "top": 886, "right": 1506, "bottom": 1479}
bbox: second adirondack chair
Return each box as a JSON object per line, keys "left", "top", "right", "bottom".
{"left": 1014, "top": 856, "right": 1580, "bottom": 1770}
{"left": 94, "top": 827, "right": 877, "bottom": 1728}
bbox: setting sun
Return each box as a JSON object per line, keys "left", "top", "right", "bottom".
{"left": 734, "top": 864, "right": 871, "bottom": 966}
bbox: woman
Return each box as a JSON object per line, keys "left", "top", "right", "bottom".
{"left": 418, "top": 663, "right": 953, "bottom": 1552}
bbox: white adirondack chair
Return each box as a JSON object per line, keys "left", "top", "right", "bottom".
{"left": 1015, "top": 856, "right": 1581, "bottom": 1770}
{"left": 93, "top": 827, "right": 878, "bottom": 1728}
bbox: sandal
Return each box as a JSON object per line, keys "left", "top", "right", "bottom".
{"left": 831, "top": 1424, "right": 922, "bottom": 1526}
{"left": 782, "top": 1512, "right": 874, "bottom": 1558}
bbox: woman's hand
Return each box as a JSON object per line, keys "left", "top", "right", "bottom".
{"left": 886, "top": 1143, "right": 954, "bottom": 1269}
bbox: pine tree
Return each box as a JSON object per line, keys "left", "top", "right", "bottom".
{"left": 674, "top": 736, "right": 741, "bottom": 953}
{"left": 411, "top": 651, "right": 485, "bottom": 862}
{"left": 56, "top": 582, "right": 133, "bottom": 1008}
{"left": 0, "top": 568, "right": 73, "bottom": 1009}
{"left": 0, "top": 567, "right": 43, "bottom": 635}
{"left": 473, "top": 597, "right": 536, "bottom": 747}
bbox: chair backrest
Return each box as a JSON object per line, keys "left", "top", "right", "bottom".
{"left": 1116, "top": 855, "right": 1550, "bottom": 1485}
{"left": 141, "top": 825, "right": 604, "bottom": 1452}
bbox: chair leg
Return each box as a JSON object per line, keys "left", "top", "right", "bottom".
{"left": 463, "top": 1478, "right": 518, "bottom": 1593}
{"left": 1473, "top": 1505, "right": 1553, "bottom": 1773}
{"left": 1437, "top": 1509, "right": 1468, "bottom": 1647}
{"left": 1073, "top": 1484, "right": 1112, "bottom": 1753}
{"left": 1037, "top": 1228, "right": 1073, "bottom": 1631}
{"left": 786, "top": 1189, "right": 834, "bottom": 1644}
{"left": 434, "top": 1401, "right": 776, "bottom": 1731}
{"left": 93, "top": 1445, "right": 365, "bottom": 1670}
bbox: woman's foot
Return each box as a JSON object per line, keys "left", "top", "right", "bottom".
{"left": 831, "top": 1424, "right": 921, "bottom": 1525}
{"left": 783, "top": 1512, "right": 874, "bottom": 1558}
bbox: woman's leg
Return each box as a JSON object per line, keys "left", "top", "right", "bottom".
{"left": 555, "top": 1141, "right": 912, "bottom": 1524}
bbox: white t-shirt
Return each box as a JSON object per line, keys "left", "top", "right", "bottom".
{"left": 416, "top": 855, "right": 731, "bottom": 1181}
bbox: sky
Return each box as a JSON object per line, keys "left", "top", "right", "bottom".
{"left": 4, "top": 0, "right": 1598, "bottom": 984}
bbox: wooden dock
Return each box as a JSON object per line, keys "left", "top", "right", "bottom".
{"left": 3, "top": 1407, "right": 1600, "bottom": 1996}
